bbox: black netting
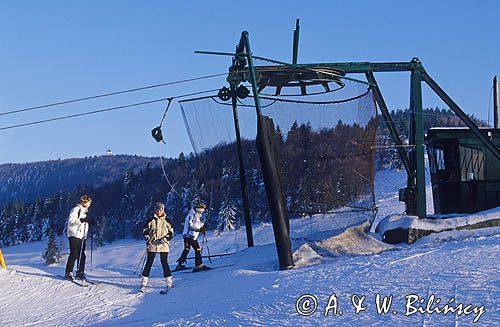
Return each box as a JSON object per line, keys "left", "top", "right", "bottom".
{"left": 177, "top": 79, "right": 378, "bottom": 240}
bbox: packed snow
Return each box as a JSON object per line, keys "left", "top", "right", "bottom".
{"left": 375, "top": 208, "right": 500, "bottom": 237}
{"left": 1, "top": 169, "right": 499, "bottom": 326}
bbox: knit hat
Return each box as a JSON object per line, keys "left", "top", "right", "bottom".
{"left": 194, "top": 202, "right": 206, "bottom": 209}
{"left": 79, "top": 195, "right": 92, "bottom": 205}
{"left": 155, "top": 202, "right": 165, "bottom": 212}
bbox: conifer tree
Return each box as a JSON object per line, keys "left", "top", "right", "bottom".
{"left": 217, "top": 194, "right": 237, "bottom": 232}
{"left": 42, "top": 226, "right": 61, "bottom": 265}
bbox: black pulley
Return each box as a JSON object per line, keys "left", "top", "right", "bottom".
{"left": 218, "top": 86, "right": 231, "bottom": 101}
{"left": 151, "top": 126, "right": 164, "bottom": 143}
{"left": 236, "top": 85, "right": 250, "bottom": 99}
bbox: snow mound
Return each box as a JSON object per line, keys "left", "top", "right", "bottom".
{"left": 316, "top": 222, "right": 394, "bottom": 255}
{"left": 292, "top": 243, "right": 323, "bottom": 268}
{"left": 375, "top": 206, "right": 500, "bottom": 235}
{"left": 416, "top": 226, "right": 500, "bottom": 245}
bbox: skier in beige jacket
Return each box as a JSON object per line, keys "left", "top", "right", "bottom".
{"left": 140, "top": 202, "right": 174, "bottom": 293}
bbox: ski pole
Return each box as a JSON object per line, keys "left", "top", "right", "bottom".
{"left": 203, "top": 232, "right": 212, "bottom": 264}
{"left": 206, "top": 188, "right": 213, "bottom": 264}
{"left": 134, "top": 249, "right": 147, "bottom": 276}
{"left": 90, "top": 231, "right": 93, "bottom": 271}
{"left": 77, "top": 237, "right": 86, "bottom": 274}
{"left": 136, "top": 248, "right": 148, "bottom": 274}
{"left": 76, "top": 210, "right": 88, "bottom": 275}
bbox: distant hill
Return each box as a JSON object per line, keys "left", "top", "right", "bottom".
{"left": 0, "top": 155, "right": 159, "bottom": 206}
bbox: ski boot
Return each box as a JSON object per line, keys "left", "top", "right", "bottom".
{"left": 173, "top": 262, "right": 188, "bottom": 271}
{"left": 75, "top": 271, "right": 86, "bottom": 280}
{"left": 160, "top": 276, "right": 173, "bottom": 294}
{"left": 192, "top": 264, "right": 211, "bottom": 272}
{"left": 65, "top": 272, "right": 74, "bottom": 281}
{"left": 139, "top": 276, "right": 148, "bottom": 293}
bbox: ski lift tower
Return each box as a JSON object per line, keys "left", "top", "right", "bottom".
{"left": 196, "top": 20, "right": 500, "bottom": 269}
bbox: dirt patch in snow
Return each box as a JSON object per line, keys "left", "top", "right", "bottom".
{"left": 292, "top": 243, "right": 323, "bottom": 268}
{"left": 316, "top": 222, "right": 394, "bottom": 255}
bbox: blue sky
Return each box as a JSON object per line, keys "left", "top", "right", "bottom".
{"left": 0, "top": 1, "right": 498, "bottom": 164}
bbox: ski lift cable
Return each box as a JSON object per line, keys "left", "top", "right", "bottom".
{"left": 159, "top": 142, "right": 183, "bottom": 198}
{"left": 159, "top": 98, "right": 174, "bottom": 128}
{"left": 0, "top": 72, "right": 229, "bottom": 117}
{"left": 159, "top": 87, "right": 224, "bottom": 126}
{"left": 0, "top": 88, "right": 219, "bottom": 132}
{"left": 0, "top": 98, "right": 168, "bottom": 131}
{"left": 154, "top": 89, "right": 223, "bottom": 198}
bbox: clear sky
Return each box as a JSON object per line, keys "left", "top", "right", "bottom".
{"left": 0, "top": 1, "right": 498, "bottom": 164}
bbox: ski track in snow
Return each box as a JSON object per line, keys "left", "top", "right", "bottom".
{"left": 1, "top": 169, "right": 499, "bottom": 326}
{"left": 0, "top": 266, "right": 143, "bottom": 326}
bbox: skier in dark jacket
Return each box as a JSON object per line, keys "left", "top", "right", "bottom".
{"left": 64, "top": 195, "right": 93, "bottom": 281}
{"left": 175, "top": 202, "right": 210, "bottom": 272}
{"left": 140, "top": 202, "right": 174, "bottom": 293}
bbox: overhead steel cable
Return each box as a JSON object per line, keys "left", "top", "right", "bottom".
{"left": 0, "top": 72, "right": 228, "bottom": 117}
{"left": 0, "top": 88, "right": 218, "bottom": 131}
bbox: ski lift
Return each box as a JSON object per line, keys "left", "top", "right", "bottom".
{"left": 251, "top": 65, "right": 346, "bottom": 96}
{"left": 151, "top": 126, "right": 165, "bottom": 143}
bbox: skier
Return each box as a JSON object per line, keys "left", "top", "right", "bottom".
{"left": 140, "top": 202, "right": 174, "bottom": 293}
{"left": 175, "top": 202, "right": 210, "bottom": 272}
{"left": 64, "top": 195, "right": 93, "bottom": 281}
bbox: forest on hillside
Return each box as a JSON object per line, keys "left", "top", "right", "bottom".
{"left": 0, "top": 108, "right": 487, "bottom": 247}
{"left": 0, "top": 119, "right": 378, "bottom": 247}
{"left": 0, "top": 155, "right": 158, "bottom": 206}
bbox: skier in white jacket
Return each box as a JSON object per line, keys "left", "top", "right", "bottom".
{"left": 64, "top": 195, "right": 92, "bottom": 281}
{"left": 175, "top": 203, "right": 210, "bottom": 272}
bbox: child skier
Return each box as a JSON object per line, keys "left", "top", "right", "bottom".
{"left": 140, "top": 202, "right": 174, "bottom": 293}
{"left": 175, "top": 202, "right": 210, "bottom": 272}
{"left": 64, "top": 195, "right": 93, "bottom": 281}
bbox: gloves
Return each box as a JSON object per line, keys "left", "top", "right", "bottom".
{"left": 198, "top": 225, "right": 207, "bottom": 233}
{"left": 165, "top": 232, "right": 173, "bottom": 241}
{"left": 152, "top": 238, "right": 166, "bottom": 245}
{"left": 80, "top": 217, "right": 94, "bottom": 225}
{"left": 144, "top": 235, "right": 151, "bottom": 243}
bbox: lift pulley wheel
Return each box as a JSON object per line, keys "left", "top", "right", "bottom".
{"left": 236, "top": 85, "right": 250, "bottom": 99}
{"left": 218, "top": 87, "right": 232, "bottom": 101}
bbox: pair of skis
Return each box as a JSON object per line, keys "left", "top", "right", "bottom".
{"left": 138, "top": 286, "right": 171, "bottom": 295}
{"left": 58, "top": 275, "right": 98, "bottom": 288}
{"left": 171, "top": 265, "right": 210, "bottom": 273}
{"left": 174, "top": 264, "right": 234, "bottom": 273}
{"left": 138, "top": 265, "right": 227, "bottom": 295}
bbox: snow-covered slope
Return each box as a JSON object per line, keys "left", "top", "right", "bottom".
{"left": 1, "top": 170, "right": 499, "bottom": 326}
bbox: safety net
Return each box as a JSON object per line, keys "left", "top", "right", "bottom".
{"left": 177, "top": 77, "right": 378, "bottom": 241}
